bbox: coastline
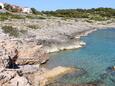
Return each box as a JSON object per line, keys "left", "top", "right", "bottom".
{"left": 43, "top": 24, "right": 115, "bottom": 53}
{"left": 42, "top": 28, "right": 105, "bottom": 53}
{"left": 0, "top": 18, "right": 115, "bottom": 85}
{"left": 1, "top": 18, "right": 115, "bottom": 59}
{"left": 1, "top": 18, "right": 115, "bottom": 54}
{"left": 44, "top": 26, "right": 115, "bottom": 86}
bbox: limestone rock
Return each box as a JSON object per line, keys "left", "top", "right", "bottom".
{"left": 17, "top": 44, "right": 48, "bottom": 65}
{"left": 0, "top": 39, "right": 48, "bottom": 66}
{"left": 19, "top": 64, "right": 40, "bottom": 74}
{"left": 5, "top": 74, "right": 31, "bottom": 86}
{"left": 33, "top": 66, "right": 80, "bottom": 86}
{"left": 0, "top": 70, "right": 17, "bottom": 86}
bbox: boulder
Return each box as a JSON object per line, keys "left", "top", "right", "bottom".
{"left": 0, "top": 70, "right": 31, "bottom": 86}
{"left": 0, "top": 39, "right": 48, "bottom": 67}
{"left": 17, "top": 44, "right": 48, "bottom": 65}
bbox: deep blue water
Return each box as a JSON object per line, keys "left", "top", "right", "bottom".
{"left": 45, "top": 28, "right": 115, "bottom": 86}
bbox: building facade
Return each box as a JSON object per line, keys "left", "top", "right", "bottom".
{"left": 22, "top": 7, "right": 31, "bottom": 13}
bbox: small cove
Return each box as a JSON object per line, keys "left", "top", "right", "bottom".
{"left": 44, "top": 28, "right": 115, "bottom": 86}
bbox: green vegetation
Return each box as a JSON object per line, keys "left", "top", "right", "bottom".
{"left": 27, "top": 25, "right": 41, "bottom": 29}
{"left": 1, "top": 26, "right": 27, "bottom": 37}
{"left": 0, "top": 13, "right": 25, "bottom": 21}
{"left": 85, "top": 19, "right": 93, "bottom": 23}
{"left": 0, "top": 13, "right": 9, "bottom": 21}
{"left": 2, "top": 26, "right": 19, "bottom": 37}
{"left": 31, "top": 8, "right": 41, "bottom": 14}
{"left": 38, "top": 16, "right": 46, "bottom": 19}
{"left": 0, "top": 13, "right": 46, "bottom": 21}
{"left": 4, "top": 4, "right": 12, "bottom": 11}
{"left": 42, "top": 8, "right": 115, "bottom": 21}
{"left": 0, "top": 7, "right": 115, "bottom": 21}
{"left": 0, "top": 6, "right": 2, "bottom": 9}
{"left": 26, "top": 15, "right": 46, "bottom": 19}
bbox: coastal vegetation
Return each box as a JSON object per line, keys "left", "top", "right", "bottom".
{"left": 0, "top": 12, "right": 45, "bottom": 21}
{"left": 42, "top": 8, "right": 115, "bottom": 21}
{"left": 27, "top": 25, "right": 42, "bottom": 29}
{"left": 0, "top": 8, "right": 115, "bottom": 21}
{"left": 2, "top": 26, "right": 20, "bottom": 37}
{"left": 0, "top": 13, "right": 25, "bottom": 21}
{"left": 1, "top": 26, "right": 27, "bottom": 37}
{"left": 31, "top": 8, "right": 42, "bottom": 15}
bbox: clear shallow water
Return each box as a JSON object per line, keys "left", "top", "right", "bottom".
{"left": 45, "top": 28, "right": 115, "bottom": 86}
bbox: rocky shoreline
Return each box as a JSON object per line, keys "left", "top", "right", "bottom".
{"left": 0, "top": 18, "right": 115, "bottom": 86}
{"left": 1, "top": 18, "right": 115, "bottom": 53}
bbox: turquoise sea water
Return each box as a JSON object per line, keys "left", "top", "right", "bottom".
{"left": 45, "top": 28, "right": 115, "bottom": 86}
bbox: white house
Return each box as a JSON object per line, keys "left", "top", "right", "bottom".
{"left": 22, "top": 7, "right": 31, "bottom": 13}
{"left": 0, "top": 2, "right": 4, "bottom": 9}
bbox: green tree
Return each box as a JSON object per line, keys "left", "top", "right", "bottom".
{"left": 4, "top": 4, "right": 12, "bottom": 11}
{"left": 31, "top": 8, "right": 38, "bottom": 14}
{"left": 0, "top": 6, "right": 2, "bottom": 9}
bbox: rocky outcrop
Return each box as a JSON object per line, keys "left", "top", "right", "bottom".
{"left": 0, "top": 69, "right": 31, "bottom": 86}
{"left": 0, "top": 18, "right": 98, "bottom": 54}
{"left": 0, "top": 64, "right": 46, "bottom": 86}
{"left": 0, "top": 39, "right": 48, "bottom": 67}
{"left": 17, "top": 44, "right": 48, "bottom": 64}
{"left": 1, "top": 18, "right": 115, "bottom": 54}
{"left": 5, "top": 74, "right": 31, "bottom": 86}
{"left": 0, "top": 66, "right": 82, "bottom": 86}
{"left": 0, "top": 18, "right": 115, "bottom": 86}
{"left": 0, "top": 69, "right": 17, "bottom": 85}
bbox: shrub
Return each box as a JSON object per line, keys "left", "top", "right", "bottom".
{"left": 11, "top": 15, "right": 24, "bottom": 19}
{"left": 0, "top": 13, "right": 9, "bottom": 21}
{"left": 38, "top": 16, "right": 46, "bottom": 19}
{"left": 31, "top": 8, "right": 38, "bottom": 14}
{"left": 27, "top": 25, "right": 41, "bottom": 29}
{"left": 2, "top": 26, "right": 19, "bottom": 37}
{"left": 19, "top": 29, "right": 27, "bottom": 34}
{"left": 85, "top": 19, "right": 93, "bottom": 23}
{"left": 0, "top": 13, "right": 24, "bottom": 21}
{"left": 0, "top": 6, "right": 2, "bottom": 9}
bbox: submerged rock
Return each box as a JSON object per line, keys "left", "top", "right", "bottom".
{"left": 106, "top": 66, "right": 115, "bottom": 73}
{"left": 33, "top": 66, "right": 80, "bottom": 86}
{"left": 48, "top": 79, "right": 104, "bottom": 86}
{"left": 48, "top": 82, "right": 100, "bottom": 86}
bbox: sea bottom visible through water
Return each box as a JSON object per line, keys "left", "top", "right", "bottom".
{"left": 44, "top": 28, "right": 115, "bottom": 86}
